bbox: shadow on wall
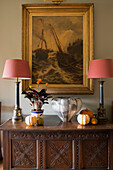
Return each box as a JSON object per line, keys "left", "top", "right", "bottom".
{"left": 1, "top": 105, "right": 14, "bottom": 123}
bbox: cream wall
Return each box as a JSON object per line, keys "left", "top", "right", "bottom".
{"left": 0, "top": 0, "right": 113, "bottom": 122}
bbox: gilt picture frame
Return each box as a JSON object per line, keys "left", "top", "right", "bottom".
{"left": 22, "top": 4, "right": 94, "bottom": 94}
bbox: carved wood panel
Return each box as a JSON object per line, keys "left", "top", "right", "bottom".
{"left": 81, "top": 139, "right": 108, "bottom": 169}
{"left": 46, "top": 140, "right": 73, "bottom": 169}
{"left": 9, "top": 131, "right": 109, "bottom": 169}
{"left": 11, "top": 140, "right": 37, "bottom": 168}
{"left": 10, "top": 131, "right": 109, "bottom": 141}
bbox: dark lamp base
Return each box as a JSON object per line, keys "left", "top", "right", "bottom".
{"left": 98, "top": 117, "right": 108, "bottom": 125}
{"left": 97, "top": 104, "right": 107, "bottom": 120}
{"left": 98, "top": 116, "right": 108, "bottom": 121}
{"left": 12, "top": 108, "right": 23, "bottom": 121}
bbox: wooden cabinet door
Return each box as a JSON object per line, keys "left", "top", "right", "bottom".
{"left": 44, "top": 140, "right": 76, "bottom": 169}
{"left": 79, "top": 132, "right": 109, "bottom": 170}
{"left": 11, "top": 139, "right": 37, "bottom": 168}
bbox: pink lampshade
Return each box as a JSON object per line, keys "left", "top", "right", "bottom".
{"left": 88, "top": 59, "right": 113, "bottom": 78}
{"left": 2, "top": 59, "right": 31, "bottom": 79}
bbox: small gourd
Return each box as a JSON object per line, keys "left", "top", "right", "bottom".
{"left": 25, "top": 115, "right": 37, "bottom": 126}
{"left": 37, "top": 117, "right": 44, "bottom": 126}
{"left": 77, "top": 114, "right": 90, "bottom": 125}
{"left": 91, "top": 117, "right": 98, "bottom": 125}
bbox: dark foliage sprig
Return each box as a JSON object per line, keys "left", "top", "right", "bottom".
{"left": 22, "top": 87, "right": 51, "bottom": 105}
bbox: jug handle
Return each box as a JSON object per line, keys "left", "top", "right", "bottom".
{"left": 68, "top": 98, "right": 82, "bottom": 121}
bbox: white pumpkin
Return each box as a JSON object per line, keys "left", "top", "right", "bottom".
{"left": 25, "top": 115, "right": 37, "bottom": 126}
{"left": 77, "top": 114, "right": 90, "bottom": 125}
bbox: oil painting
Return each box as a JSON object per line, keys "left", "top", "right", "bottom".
{"left": 22, "top": 4, "right": 94, "bottom": 94}
{"left": 32, "top": 16, "right": 83, "bottom": 85}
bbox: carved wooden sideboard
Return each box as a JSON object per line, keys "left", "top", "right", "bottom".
{"left": 1, "top": 115, "right": 113, "bottom": 170}
{"left": 0, "top": 102, "right": 2, "bottom": 160}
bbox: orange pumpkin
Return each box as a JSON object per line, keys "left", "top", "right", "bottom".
{"left": 80, "top": 108, "right": 93, "bottom": 118}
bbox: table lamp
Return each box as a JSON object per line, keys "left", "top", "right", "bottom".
{"left": 2, "top": 59, "right": 31, "bottom": 121}
{"left": 88, "top": 59, "right": 113, "bottom": 120}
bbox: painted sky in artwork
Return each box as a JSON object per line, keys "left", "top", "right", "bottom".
{"left": 32, "top": 16, "right": 83, "bottom": 53}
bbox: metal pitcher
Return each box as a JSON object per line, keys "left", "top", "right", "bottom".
{"left": 51, "top": 97, "right": 82, "bottom": 122}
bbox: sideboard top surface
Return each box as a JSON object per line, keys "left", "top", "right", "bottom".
{"left": 0, "top": 115, "right": 113, "bottom": 131}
